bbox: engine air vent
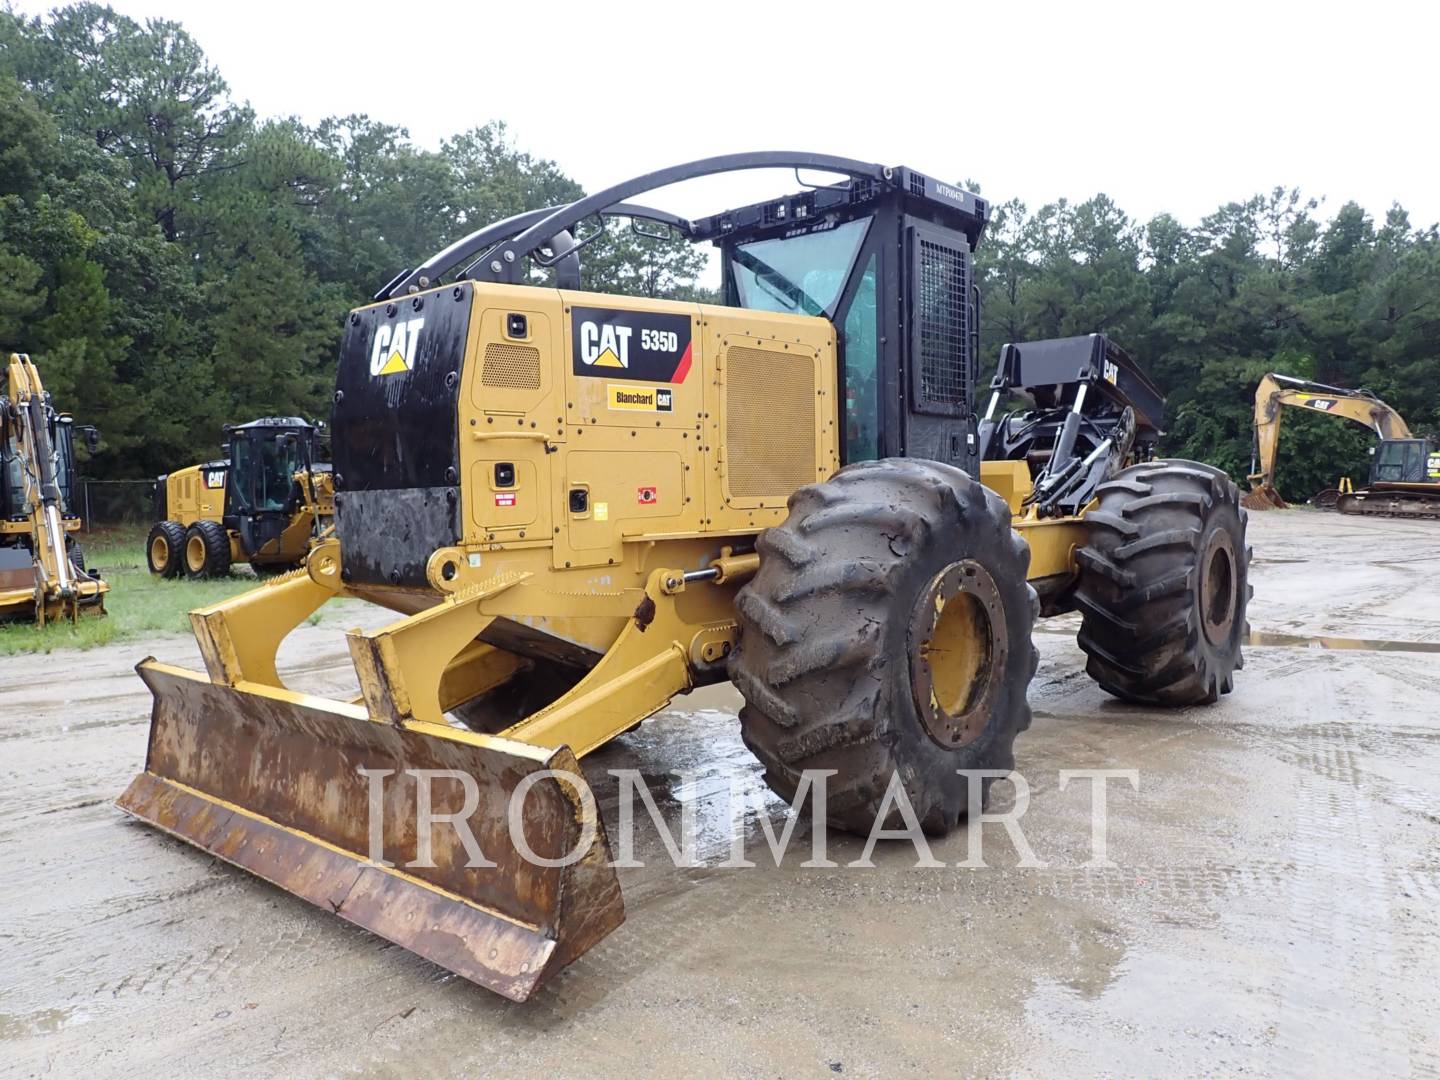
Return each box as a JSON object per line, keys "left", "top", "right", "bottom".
{"left": 724, "top": 346, "right": 816, "bottom": 499}
{"left": 481, "top": 342, "right": 541, "bottom": 390}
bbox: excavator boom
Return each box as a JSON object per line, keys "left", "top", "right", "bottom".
{"left": 1, "top": 354, "right": 108, "bottom": 623}
{"left": 1244, "top": 372, "right": 1413, "bottom": 510}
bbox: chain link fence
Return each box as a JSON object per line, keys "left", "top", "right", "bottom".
{"left": 78, "top": 478, "right": 154, "bottom": 530}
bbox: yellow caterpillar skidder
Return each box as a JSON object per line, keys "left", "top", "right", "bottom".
{"left": 119, "top": 154, "right": 1250, "bottom": 1000}
{"left": 147, "top": 417, "right": 333, "bottom": 578}
{"left": 1, "top": 353, "right": 108, "bottom": 623}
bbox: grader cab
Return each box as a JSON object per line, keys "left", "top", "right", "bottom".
{"left": 119, "top": 154, "right": 1249, "bottom": 1000}
{"left": 147, "top": 416, "right": 333, "bottom": 578}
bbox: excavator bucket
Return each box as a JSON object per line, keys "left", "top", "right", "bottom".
{"left": 117, "top": 659, "right": 624, "bottom": 1002}
{"left": 1242, "top": 484, "right": 1287, "bottom": 510}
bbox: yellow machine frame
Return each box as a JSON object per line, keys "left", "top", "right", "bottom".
{"left": 120, "top": 283, "right": 1096, "bottom": 998}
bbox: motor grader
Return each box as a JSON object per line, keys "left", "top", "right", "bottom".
{"left": 1, "top": 353, "right": 108, "bottom": 624}
{"left": 147, "top": 416, "right": 333, "bottom": 578}
{"left": 119, "top": 153, "right": 1249, "bottom": 1001}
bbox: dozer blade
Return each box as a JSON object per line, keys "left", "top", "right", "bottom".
{"left": 117, "top": 660, "right": 624, "bottom": 1002}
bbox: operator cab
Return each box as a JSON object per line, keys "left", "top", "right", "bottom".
{"left": 0, "top": 405, "right": 97, "bottom": 524}
{"left": 222, "top": 417, "right": 326, "bottom": 555}
{"left": 694, "top": 170, "right": 988, "bottom": 470}
{"left": 1371, "top": 437, "right": 1439, "bottom": 485}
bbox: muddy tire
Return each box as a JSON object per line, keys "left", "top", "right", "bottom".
{"left": 183, "top": 520, "right": 232, "bottom": 580}
{"left": 1075, "top": 460, "right": 1251, "bottom": 706}
{"left": 728, "top": 458, "right": 1038, "bottom": 836}
{"left": 147, "top": 521, "right": 185, "bottom": 578}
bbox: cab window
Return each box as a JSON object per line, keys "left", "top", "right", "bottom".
{"left": 730, "top": 218, "right": 871, "bottom": 318}
{"left": 842, "top": 255, "right": 879, "bottom": 463}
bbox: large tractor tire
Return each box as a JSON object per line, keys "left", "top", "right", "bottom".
{"left": 183, "top": 520, "right": 233, "bottom": 580}
{"left": 147, "top": 521, "right": 186, "bottom": 578}
{"left": 729, "top": 458, "right": 1038, "bottom": 836}
{"left": 1074, "top": 460, "right": 1251, "bottom": 706}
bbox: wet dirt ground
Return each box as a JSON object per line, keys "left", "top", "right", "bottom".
{"left": 3, "top": 510, "right": 1439, "bottom": 1078}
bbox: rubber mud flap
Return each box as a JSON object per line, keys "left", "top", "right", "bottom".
{"left": 116, "top": 660, "right": 624, "bottom": 1001}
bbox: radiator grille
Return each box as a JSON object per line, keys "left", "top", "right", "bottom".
{"left": 725, "top": 346, "right": 816, "bottom": 498}
{"left": 481, "top": 342, "right": 541, "bottom": 389}
{"left": 915, "top": 237, "right": 969, "bottom": 415}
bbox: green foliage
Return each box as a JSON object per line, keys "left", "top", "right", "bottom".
{"left": 578, "top": 220, "right": 710, "bottom": 300}
{"left": 0, "top": 5, "right": 713, "bottom": 481}
{"left": 3, "top": 2, "right": 1437, "bottom": 507}
{"left": 975, "top": 187, "right": 1440, "bottom": 501}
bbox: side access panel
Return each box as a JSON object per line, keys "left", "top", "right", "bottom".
{"left": 555, "top": 292, "right": 706, "bottom": 570}
{"left": 462, "top": 296, "right": 562, "bottom": 547}
{"left": 166, "top": 464, "right": 227, "bottom": 527}
{"left": 707, "top": 310, "right": 839, "bottom": 531}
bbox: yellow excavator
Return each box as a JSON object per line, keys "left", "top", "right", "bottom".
{"left": 1, "top": 354, "right": 108, "bottom": 623}
{"left": 119, "top": 154, "right": 1249, "bottom": 1001}
{"left": 1244, "top": 372, "right": 1440, "bottom": 518}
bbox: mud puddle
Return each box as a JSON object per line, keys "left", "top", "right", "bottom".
{"left": 1242, "top": 629, "right": 1440, "bottom": 653}
{"left": 1032, "top": 622, "right": 1440, "bottom": 655}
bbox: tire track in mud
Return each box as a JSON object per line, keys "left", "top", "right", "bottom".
{"left": 3, "top": 709, "right": 784, "bottom": 1076}
{"left": 1191, "top": 647, "right": 1440, "bottom": 828}
{"left": 1180, "top": 650, "right": 1440, "bottom": 1075}
{"left": 0, "top": 623, "right": 405, "bottom": 1078}
{"left": 1270, "top": 772, "right": 1419, "bottom": 1074}
{"left": 1032, "top": 514, "right": 1440, "bottom": 1075}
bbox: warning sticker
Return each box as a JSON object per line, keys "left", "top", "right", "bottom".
{"left": 494, "top": 492, "right": 516, "bottom": 507}
{"left": 608, "top": 385, "right": 673, "bottom": 412}
{"left": 594, "top": 501, "right": 609, "bottom": 521}
{"left": 637, "top": 486, "right": 657, "bottom": 505}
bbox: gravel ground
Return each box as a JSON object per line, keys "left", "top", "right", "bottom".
{"left": 2, "top": 510, "right": 1438, "bottom": 1078}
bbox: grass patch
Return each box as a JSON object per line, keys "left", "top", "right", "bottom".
{"left": 0, "top": 524, "right": 257, "bottom": 656}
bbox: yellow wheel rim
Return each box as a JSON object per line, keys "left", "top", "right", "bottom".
{"left": 911, "top": 560, "right": 1009, "bottom": 749}
{"left": 150, "top": 535, "right": 169, "bottom": 570}
{"left": 926, "top": 590, "right": 991, "bottom": 718}
{"left": 186, "top": 533, "right": 207, "bottom": 574}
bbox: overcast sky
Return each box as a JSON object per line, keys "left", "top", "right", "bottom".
{"left": 14, "top": 0, "right": 1440, "bottom": 233}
